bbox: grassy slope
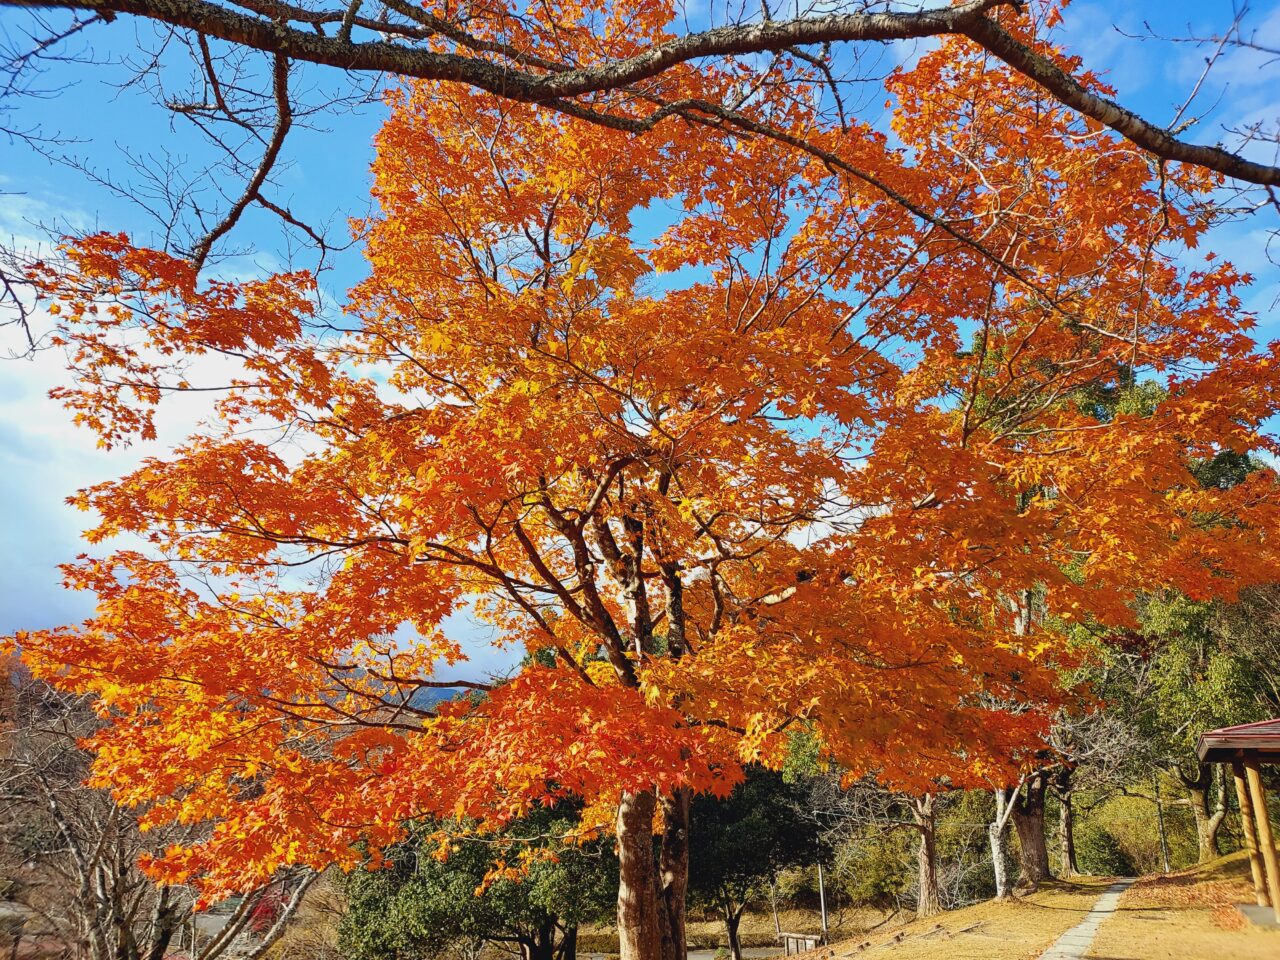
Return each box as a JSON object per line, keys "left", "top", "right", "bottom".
{"left": 791, "top": 880, "right": 1112, "bottom": 960}
{"left": 1087, "top": 851, "right": 1277, "bottom": 960}
{"left": 797, "top": 853, "right": 1278, "bottom": 960}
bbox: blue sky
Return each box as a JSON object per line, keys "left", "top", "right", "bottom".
{"left": 2, "top": 0, "right": 1279, "bottom": 673}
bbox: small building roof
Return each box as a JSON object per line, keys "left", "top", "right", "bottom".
{"left": 1197, "top": 718, "right": 1280, "bottom": 764}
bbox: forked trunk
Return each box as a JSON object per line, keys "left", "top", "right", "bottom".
{"left": 1012, "top": 773, "right": 1051, "bottom": 889}
{"left": 1189, "top": 790, "right": 1225, "bottom": 863}
{"left": 617, "top": 789, "right": 689, "bottom": 960}
{"left": 1183, "top": 764, "right": 1226, "bottom": 863}
{"left": 723, "top": 903, "right": 743, "bottom": 960}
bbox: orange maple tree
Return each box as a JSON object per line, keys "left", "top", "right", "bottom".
{"left": 10, "top": 7, "right": 1280, "bottom": 960}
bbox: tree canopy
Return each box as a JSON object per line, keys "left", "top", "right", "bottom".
{"left": 6, "top": 5, "right": 1280, "bottom": 960}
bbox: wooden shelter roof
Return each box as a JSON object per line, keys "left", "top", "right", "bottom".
{"left": 1197, "top": 718, "right": 1280, "bottom": 764}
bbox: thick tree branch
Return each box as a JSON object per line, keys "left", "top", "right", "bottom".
{"left": 4, "top": 0, "right": 1279, "bottom": 185}
{"left": 959, "top": 15, "right": 1280, "bottom": 186}
{"left": 0, "top": 0, "right": 1005, "bottom": 97}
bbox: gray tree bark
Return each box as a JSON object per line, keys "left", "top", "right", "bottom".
{"left": 1180, "top": 763, "right": 1226, "bottom": 863}
{"left": 3, "top": 0, "right": 1279, "bottom": 187}
{"left": 1054, "top": 767, "right": 1078, "bottom": 877}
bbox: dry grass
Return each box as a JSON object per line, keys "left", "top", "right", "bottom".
{"left": 1085, "top": 851, "right": 1278, "bottom": 960}
{"left": 787, "top": 880, "right": 1112, "bottom": 960}
{"left": 689, "top": 906, "right": 897, "bottom": 947}
{"left": 581, "top": 907, "right": 890, "bottom": 953}
{"left": 789, "top": 855, "right": 1279, "bottom": 960}
{"left": 275, "top": 856, "right": 1279, "bottom": 960}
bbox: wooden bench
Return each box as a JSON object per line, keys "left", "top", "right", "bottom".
{"left": 779, "top": 932, "right": 823, "bottom": 955}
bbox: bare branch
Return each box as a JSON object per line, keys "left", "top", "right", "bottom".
{"left": 188, "top": 51, "right": 291, "bottom": 268}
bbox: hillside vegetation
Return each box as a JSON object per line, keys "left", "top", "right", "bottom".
{"left": 796, "top": 853, "right": 1275, "bottom": 960}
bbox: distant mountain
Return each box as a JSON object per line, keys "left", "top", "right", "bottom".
{"left": 409, "top": 685, "right": 475, "bottom": 710}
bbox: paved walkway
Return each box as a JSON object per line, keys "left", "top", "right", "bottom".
{"left": 1039, "top": 879, "right": 1135, "bottom": 959}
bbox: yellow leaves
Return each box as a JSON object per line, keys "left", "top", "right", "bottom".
{"left": 561, "top": 234, "right": 650, "bottom": 299}
{"left": 585, "top": 660, "right": 620, "bottom": 686}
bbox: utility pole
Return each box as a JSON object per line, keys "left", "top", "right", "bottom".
{"left": 817, "top": 862, "right": 829, "bottom": 943}
{"left": 1154, "top": 776, "right": 1171, "bottom": 873}
{"left": 769, "top": 879, "right": 781, "bottom": 938}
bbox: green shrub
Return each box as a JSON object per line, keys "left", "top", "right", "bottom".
{"left": 1074, "top": 817, "right": 1137, "bottom": 876}
{"left": 832, "top": 833, "right": 911, "bottom": 911}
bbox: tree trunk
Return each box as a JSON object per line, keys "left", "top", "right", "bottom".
{"left": 989, "top": 821, "right": 1010, "bottom": 899}
{"left": 521, "top": 921, "right": 557, "bottom": 960}
{"left": 912, "top": 794, "right": 941, "bottom": 918}
{"left": 1011, "top": 772, "right": 1051, "bottom": 889}
{"left": 769, "top": 880, "right": 781, "bottom": 938}
{"left": 555, "top": 926, "right": 577, "bottom": 960}
{"left": 989, "top": 787, "right": 1015, "bottom": 900}
{"left": 142, "top": 887, "right": 183, "bottom": 960}
{"left": 1188, "top": 786, "right": 1221, "bottom": 862}
{"left": 659, "top": 789, "right": 690, "bottom": 960}
{"left": 723, "top": 902, "right": 743, "bottom": 960}
{"left": 1054, "top": 768, "right": 1078, "bottom": 877}
{"left": 618, "top": 791, "right": 665, "bottom": 960}
{"left": 618, "top": 788, "right": 689, "bottom": 960}
{"left": 1182, "top": 764, "right": 1226, "bottom": 863}
{"left": 1058, "top": 793, "right": 1077, "bottom": 877}
{"left": 538, "top": 921, "right": 558, "bottom": 960}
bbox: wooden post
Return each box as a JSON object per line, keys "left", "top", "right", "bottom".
{"left": 1244, "top": 760, "right": 1280, "bottom": 923}
{"left": 1232, "top": 762, "right": 1269, "bottom": 907}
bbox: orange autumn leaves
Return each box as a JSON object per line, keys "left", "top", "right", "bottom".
{"left": 32, "top": 239, "right": 322, "bottom": 448}
{"left": 11, "top": 3, "right": 1280, "bottom": 899}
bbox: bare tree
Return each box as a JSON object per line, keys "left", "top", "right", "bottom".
{"left": 1046, "top": 706, "right": 1152, "bottom": 877}
{"left": 0, "top": 666, "right": 316, "bottom": 960}
{"left": 806, "top": 775, "right": 950, "bottom": 919}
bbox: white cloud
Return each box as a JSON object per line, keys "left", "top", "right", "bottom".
{"left": 0, "top": 340, "right": 144, "bottom": 631}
